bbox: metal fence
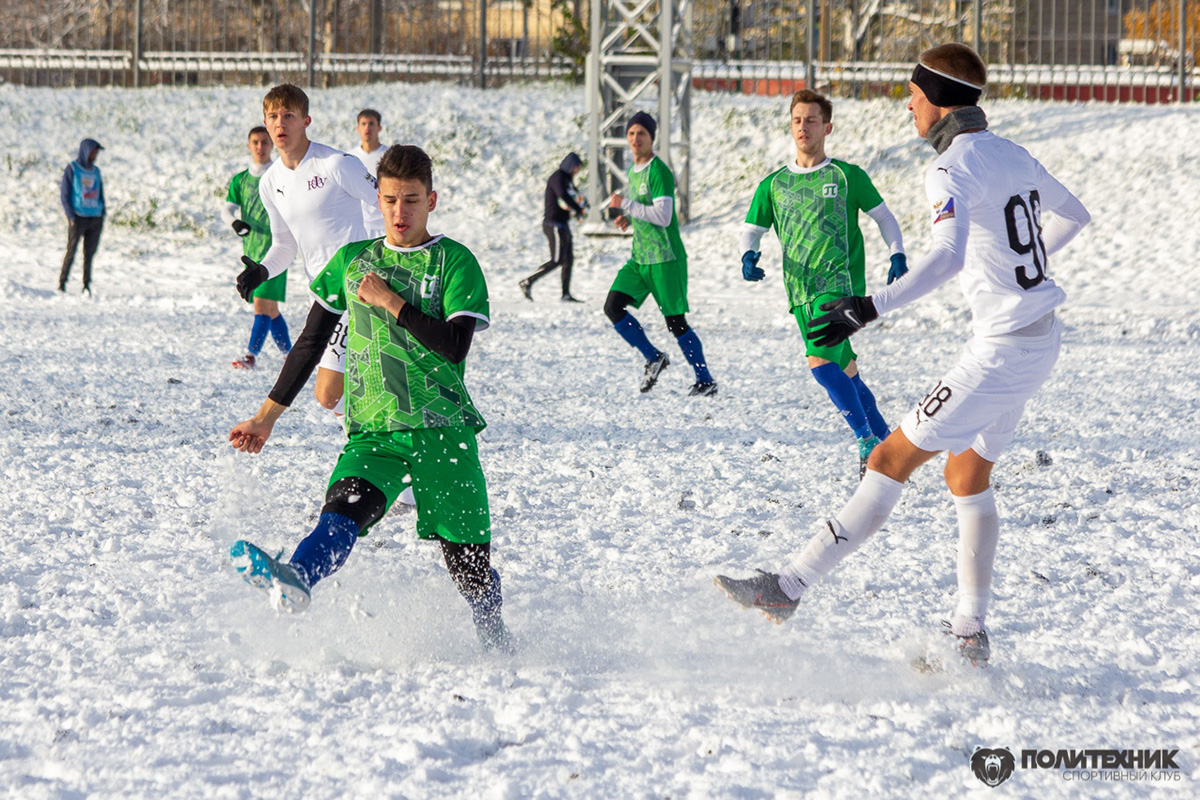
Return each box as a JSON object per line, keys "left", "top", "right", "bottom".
{"left": 0, "top": 0, "right": 1194, "bottom": 101}
{"left": 693, "top": 0, "right": 1197, "bottom": 101}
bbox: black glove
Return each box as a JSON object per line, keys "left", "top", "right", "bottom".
{"left": 607, "top": 206, "right": 625, "bottom": 220}
{"left": 807, "top": 296, "right": 879, "bottom": 348}
{"left": 236, "top": 256, "right": 269, "bottom": 302}
{"left": 231, "top": 219, "right": 251, "bottom": 237}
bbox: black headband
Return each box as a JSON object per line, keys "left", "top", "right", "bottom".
{"left": 911, "top": 62, "right": 983, "bottom": 107}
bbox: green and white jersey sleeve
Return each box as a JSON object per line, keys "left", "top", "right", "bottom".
{"left": 626, "top": 156, "right": 687, "bottom": 265}
{"left": 746, "top": 159, "right": 883, "bottom": 310}
{"left": 226, "top": 170, "right": 272, "bottom": 262}
{"left": 310, "top": 235, "right": 489, "bottom": 435}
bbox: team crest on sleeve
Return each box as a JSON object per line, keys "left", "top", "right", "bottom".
{"left": 932, "top": 197, "right": 956, "bottom": 224}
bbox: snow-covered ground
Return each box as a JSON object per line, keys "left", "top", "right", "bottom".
{"left": 0, "top": 81, "right": 1198, "bottom": 798}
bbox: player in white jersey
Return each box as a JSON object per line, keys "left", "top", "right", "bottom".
{"left": 353, "top": 108, "right": 389, "bottom": 174}
{"left": 352, "top": 108, "right": 388, "bottom": 238}
{"left": 235, "top": 84, "right": 384, "bottom": 412}
{"left": 716, "top": 44, "right": 1091, "bottom": 666}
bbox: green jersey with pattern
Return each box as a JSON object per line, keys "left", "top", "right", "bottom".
{"left": 226, "top": 169, "right": 271, "bottom": 262}
{"left": 627, "top": 156, "right": 686, "bottom": 265}
{"left": 310, "top": 235, "right": 490, "bottom": 435}
{"left": 746, "top": 159, "right": 883, "bottom": 310}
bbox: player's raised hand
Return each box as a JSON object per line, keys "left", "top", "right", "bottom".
{"left": 231, "top": 219, "right": 251, "bottom": 237}
{"left": 229, "top": 418, "right": 274, "bottom": 454}
{"left": 887, "top": 253, "right": 909, "bottom": 285}
{"left": 741, "top": 250, "right": 764, "bottom": 281}
{"left": 808, "top": 296, "right": 879, "bottom": 348}
{"left": 236, "top": 256, "right": 268, "bottom": 301}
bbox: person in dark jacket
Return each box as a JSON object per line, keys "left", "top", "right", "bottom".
{"left": 59, "top": 138, "right": 106, "bottom": 295}
{"left": 519, "top": 152, "right": 587, "bottom": 302}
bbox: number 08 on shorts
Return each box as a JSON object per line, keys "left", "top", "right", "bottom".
{"left": 900, "top": 318, "right": 1061, "bottom": 462}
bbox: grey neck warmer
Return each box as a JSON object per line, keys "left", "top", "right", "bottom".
{"left": 926, "top": 106, "right": 989, "bottom": 154}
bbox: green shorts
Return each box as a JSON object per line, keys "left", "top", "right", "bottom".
{"left": 250, "top": 271, "right": 288, "bottom": 302}
{"left": 609, "top": 257, "right": 690, "bottom": 316}
{"left": 794, "top": 292, "right": 857, "bottom": 369}
{"left": 327, "top": 427, "right": 490, "bottom": 544}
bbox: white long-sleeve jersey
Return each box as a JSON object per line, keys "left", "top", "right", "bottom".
{"left": 873, "top": 130, "right": 1090, "bottom": 337}
{"left": 257, "top": 141, "right": 385, "bottom": 281}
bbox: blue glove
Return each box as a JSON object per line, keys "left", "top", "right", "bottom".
{"left": 741, "top": 250, "right": 764, "bottom": 281}
{"left": 887, "top": 253, "right": 908, "bottom": 285}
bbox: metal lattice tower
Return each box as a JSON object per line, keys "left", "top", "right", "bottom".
{"left": 585, "top": 0, "right": 693, "bottom": 227}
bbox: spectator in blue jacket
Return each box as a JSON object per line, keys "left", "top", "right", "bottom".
{"left": 58, "top": 138, "right": 106, "bottom": 295}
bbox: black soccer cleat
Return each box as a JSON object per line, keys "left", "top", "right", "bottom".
{"left": 640, "top": 352, "right": 670, "bottom": 393}
{"left": 518, "top": 279, "right": 533, "bottom": 301}
{"left": 688, "top": 381, "right": 718, "bottom": 397}
{"left": 715, "top": 569, "right": 800, "bottom": 624}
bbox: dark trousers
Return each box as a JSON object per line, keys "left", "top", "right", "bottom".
{"left": 59, "top": 216, "right": 103, "bottom": 290}
{"left": 523, "top": 222, "right": 574, "bottom": 295}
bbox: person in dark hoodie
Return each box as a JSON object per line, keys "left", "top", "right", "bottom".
{"left": 59, "top": 138, "right": 106, "bottom": 295}
{"left": 519, "top": 152, "right": 587, "bottom": 302}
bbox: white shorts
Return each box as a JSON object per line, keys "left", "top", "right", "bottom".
{"left": 317, "top": 313, "right": 349, "bottom": 374}
{"left": 900, "top": 317, "right": 1061, "bottom": 462}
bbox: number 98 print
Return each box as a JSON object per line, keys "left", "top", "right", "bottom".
{"left": 1005, "top": 189, "right": 1048, "bottom": 290}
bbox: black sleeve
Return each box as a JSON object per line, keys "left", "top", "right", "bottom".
{"left": 267, "top": 302, "right": 342, "bottom": 406}
{"left": 395, "top": 305, "right": 477, "bottom": 364}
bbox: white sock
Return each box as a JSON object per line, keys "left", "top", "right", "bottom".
{"left": 332, "top": 395, "right": 345, "bottom": 416}
{"left": 951, "top": 488, "right": 999, "bottom": 633}
{"left": 780, "top": 470, "right": 905, "bottom": 595}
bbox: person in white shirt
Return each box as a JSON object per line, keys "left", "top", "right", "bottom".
{"left": 353, "top": 108, "right": 388, "bottom": 238}
{"left": 716, "top": 43, "right": 1091, "bottom": 667}
{"left": 235, "top": 84, "right": 385, "bottom": 413}
{"left": 353, "top": 108, "right": 389, "bottom": 175}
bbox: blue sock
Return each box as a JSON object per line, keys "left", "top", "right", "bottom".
{"left": 613, "top": 313, "right": 660, "bottom": 361}
{"left": 851, "top": 373, "right": 890, "bottom": 440}
{"left": 811, "top": 363, "right": 872, "bottom": 439}
{"left": 247, "top": 314, "right": 271, "bottom": 355}
{"left": 288, "top": 513, "right": 360, "bottom": 588}
{"left": 269, "top": 314, "right": 292, "bottom": 353}
{"left": 675, "top": 329, "right": 713, "bottom": 384}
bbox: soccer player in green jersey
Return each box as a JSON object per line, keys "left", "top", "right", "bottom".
{"left": 604, "top": 112, "right": 717, "bottom": 396}
{"left": 740, "top": 90, "right": 907, "bottom": 476}
{"left": 227, "top": 145, "right": 513, "bottom": 653}
{"left": 224, "top": 126, "right": 291, "bottom": 370}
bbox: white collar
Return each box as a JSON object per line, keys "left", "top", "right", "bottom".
{"left": 787, "top": 157, "right": 831, "bottom": 174}
{"left": 384, "top": 233, "right": 444, "bottom": 253}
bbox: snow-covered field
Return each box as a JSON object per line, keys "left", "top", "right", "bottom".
{"left": 0, "top": 81, "right": 1198, "bottom": 798}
